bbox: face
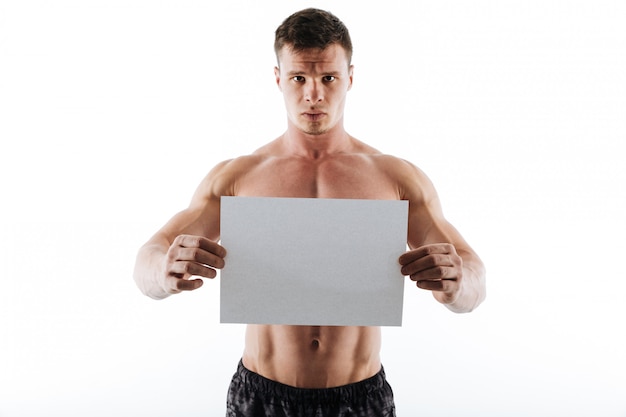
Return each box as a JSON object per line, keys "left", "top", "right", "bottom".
{"left": 275, "top": 43, "right": 353, "bottom": 136}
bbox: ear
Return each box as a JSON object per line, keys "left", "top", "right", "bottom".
{"left": 274, "top": 66, "right": 282, "bottom": 91}
{"left": 347, "top": 64, "right": 354, "bottom": 91}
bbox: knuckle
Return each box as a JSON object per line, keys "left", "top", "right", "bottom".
{"left": 434, "top": 266, "right": 447, "bottom": 278}
{"left": 181, "top": 262, "right": 195, "bottom": 274}
{"left": 189, "top": 247, "right": 201, "bottom": 260}
{"left": 165, "top": 278, "right": 181, "bottom": 294}
{"left": 432, "top": 254, "right": 445, "bottom": 266}
{"left": 166, "top": 246, "right": 178, "bottom": 261}
{"left": 191, "top": 236, "right": 203, "bottom": 248}
{"left": 164, "top": 260, "right": 177, "bottom": 275}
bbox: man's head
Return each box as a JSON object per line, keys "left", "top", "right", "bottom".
{"left": 274, "top": 8, "right": 353, "bottom": 67}
{"left": 274, "top": 9, "right": 354, "bottom": 137}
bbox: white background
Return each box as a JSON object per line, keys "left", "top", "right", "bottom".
{"left": 1, "top": 0, "right": 625, "bottom": 416}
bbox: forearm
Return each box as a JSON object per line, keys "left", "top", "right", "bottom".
{"left": 442, "top": 252, "right": 486, "bottom": 313}
{"left": 133, "top": 240, "right": 171, "bottom": 300}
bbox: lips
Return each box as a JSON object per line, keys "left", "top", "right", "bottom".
{"left": 302, "top": 112, "right": 325, "bottom": 122}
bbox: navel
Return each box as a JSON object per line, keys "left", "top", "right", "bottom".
{"left": 309, "top": 325, "right": 321, "bottom": 350}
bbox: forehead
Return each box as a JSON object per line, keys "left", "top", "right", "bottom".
{"left": 277, "top": 43, "right": 350, "bottom": 71}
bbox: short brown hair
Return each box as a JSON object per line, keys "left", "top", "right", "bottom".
{"left": 274, "top": 8, "right": 353, "bottom": 65}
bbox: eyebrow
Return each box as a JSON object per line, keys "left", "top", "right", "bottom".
{"left": 286, "top": 70, "right": 342, "bottom": 77}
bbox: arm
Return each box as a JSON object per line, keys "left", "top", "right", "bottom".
{"left": 133, "top": 161, "right": 231, "bottom": 300}
{"left": 397, "top": 162, "right": 486, "bottom": 313}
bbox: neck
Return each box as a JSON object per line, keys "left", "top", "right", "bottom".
{"left": 283, "top": 120, "right": 351, "bottom": 159}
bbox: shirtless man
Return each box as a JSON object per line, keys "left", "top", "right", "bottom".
{"left": 133, "top": 8, "right": 485, "bottom": 416}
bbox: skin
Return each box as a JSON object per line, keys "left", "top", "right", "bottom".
{"left": 133, "top": 43, "right": 486, "bottom": 388}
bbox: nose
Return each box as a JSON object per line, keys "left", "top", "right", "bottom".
{"left": 304, "top": 80, "right": 323, "bottom": 103}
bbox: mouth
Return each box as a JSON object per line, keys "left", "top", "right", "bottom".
{"left": 302, "top": 112, "right": 326, "bottom": 122}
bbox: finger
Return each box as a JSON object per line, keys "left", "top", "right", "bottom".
{"left": 178, "top": 246, "right": 225, "bottom": 269}
{"left": 398, "top": 243, "right": 455, "bottom": 265}
{"left": 168, "top": 260, "right": 219, "bottom": 279}
{"left": 400, "top": 253, "right": 454, "bottom": 276}
{"left": 416, "top": 278, "right": 457, "bottom": 293}
{"left": 409, "top": 265, "right": 456, "bottom": 281}
{"left": 165, "top": 276, "right": 204, "bottom": 293}
{"left": 175, "top": 235, "right": 227, "bottom": 258}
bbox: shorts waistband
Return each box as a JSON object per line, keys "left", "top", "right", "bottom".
{"left": 233, "top": 359, "right": 388, "bottom": 404}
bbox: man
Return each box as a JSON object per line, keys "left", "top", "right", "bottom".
{"left": 134, "top": 8, "right": 485, "bottom": 417}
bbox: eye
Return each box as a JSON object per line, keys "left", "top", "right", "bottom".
{"left": 323, "top": 75, "right": 336, "bottom": 82}
{"left": 292, "top": 76, "right": 305, "bottom": 82}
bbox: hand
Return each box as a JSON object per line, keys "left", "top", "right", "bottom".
{"left": 399, "top": 243, "right": 463, "bottom": 305}
{"left": 162, "top": 234, "right": 227, "bottom": 294}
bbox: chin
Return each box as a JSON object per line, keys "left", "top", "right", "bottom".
{"left": 301, "top": 122, "right": 331, "bottom": 136}
{"left": 303, "top": 129, "right": 328, "bottom": 136}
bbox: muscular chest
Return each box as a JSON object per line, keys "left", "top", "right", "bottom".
{"left": 236, "top": 155, "right": 399, "bottom": 200}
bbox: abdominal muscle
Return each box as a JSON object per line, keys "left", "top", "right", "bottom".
{"left": 242, "top": 324, "right": 382, "bottom": 388}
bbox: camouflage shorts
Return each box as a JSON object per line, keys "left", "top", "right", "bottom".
{"left": 226, "top": 360, "right": 396, "bottom": 417}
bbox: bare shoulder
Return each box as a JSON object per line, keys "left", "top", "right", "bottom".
{"left": 345, "top": 135, "right": 437, "bottom": 203}
{"left": 190, "top": 154, "right": 267, "bottom": 203}
{"left": 366, "top": 153, "right": 436, "bottom": 203}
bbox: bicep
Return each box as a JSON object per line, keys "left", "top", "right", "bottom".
{"left": 156, "top": 202, "right": 220, "bottom": 245}
{"left": 402, "top": 163, "right": 472, "bottom": 252}
{"left": 408, "top": 200, "right": 472, "bottom": 252}
{"left": 147, "top": 168, "right": 227, "bottom": 247}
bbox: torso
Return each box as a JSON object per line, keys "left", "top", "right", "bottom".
{"left": 213, "top": 134, "right": 410, "bottom": 388}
